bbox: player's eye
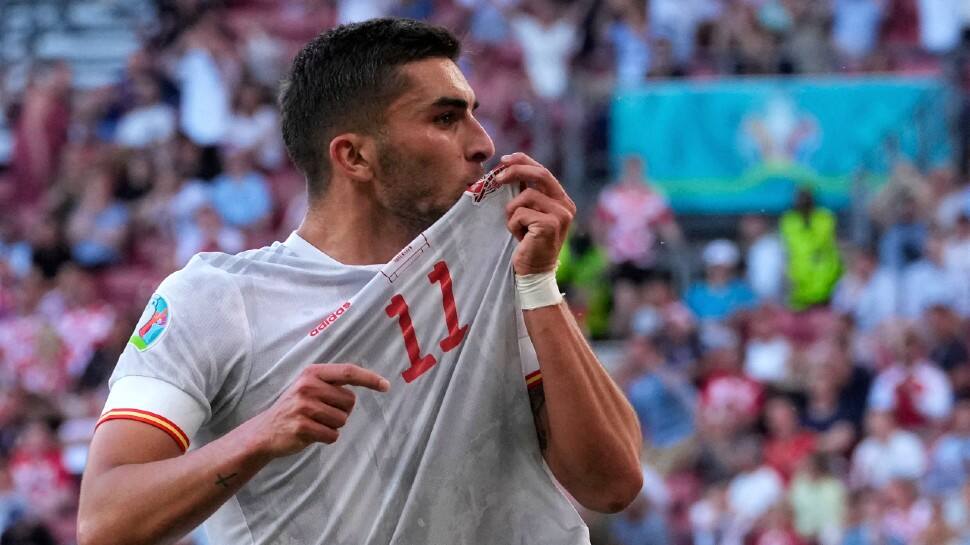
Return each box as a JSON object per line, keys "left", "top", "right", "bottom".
{"left": 435, "top": 112, "right": 458, "bottom": 126}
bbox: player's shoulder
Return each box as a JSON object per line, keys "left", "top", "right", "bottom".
{"left": 164, "top": 243, "right": 285, "bottom": 291}
{"left": 154, "top": 250, "right": 267, "bottom": 317}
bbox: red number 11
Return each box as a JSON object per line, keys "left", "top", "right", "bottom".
{"left": 385, "top": 261, "right": 468, "bottom": 383}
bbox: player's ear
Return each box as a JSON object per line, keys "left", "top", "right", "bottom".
{"left": 329, "top": 133, "right": 375, "bottom": 183}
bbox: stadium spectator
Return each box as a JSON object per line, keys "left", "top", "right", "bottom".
{"left": 50, "top": 266, "right": 115, "bottom": 379}
{"left": 8, "top": 421, "right": 72, "bottom": 520}
{"left": 943, "top": 213, "right": 970, "bottom": 317}
{"left": 223, "top": 82, "right": 284, "bottom": 172}
{"left": 176, "top": 21, "right": 233, "bottom": 147}
{"left": 851, "top": 410, "right": 928, "bottom": 489}
{"left": 0, "top": 220, "right": 31, "bottom": 281}
{"left": 799, "top": 354, "right": 860, "bottom": 454}
{"left": 741, "top": 214, "right": 785, "bottom": 304}
{"left": 0, "top": 460, "right": 25, "bottom": 536}
{"left": 557, "top": 227, "right": 611, "bottom": 339}
{"left": 901, "top": 232, "right": 964, "bottom": 319}
{"left": 924, "top": 398, "right": 970, "bottom": 497}
{"left": 789, "top": 453, "right": 847, "bottom": 545}
{"left": 65, "top": 168, "right": 130, "bottom": 268}
{"left": 763, "top": 396, "right": 817, "bottom": 483}
{"left": 943, "top": 481, "right": 970, "bottom": 543}
{"left": 780, "top": 187, "right": 841, "bottom": 310}
{"left": 831, "top": 0, "right": 886, "bottom": 65}
{"left": 605, "top": 0, "right": 654, "bottom": 89}
{"left": 832, "top": 246, "right": 897, "bottom": 333}
{"left": 508, "top": 0, "right": 584, "bottom": 102}
{"left": 9, "top": 61, "right": 72, "bottom": 208}
{"left": 608, "top": 468, "right": 671, "bottom": 545}
{"left": 686, "top": 239, "right": 757, "bottom": 322}
{"left": 625, "top": 335, "right": 697, "bottom": 475}
{"left": 595, "top": 155, "right": 682, "bottom": 336}
{"left": 698, "top": 326, "right": 763, "bottom": 433}
{"left": 916, "top": 0, "right": 964, "bottom": 53}
{"left": 113, "top": 76, "right": 176, "bottom": 150}
{"left": 208, "top": 148, "right": 272, "bottom": 230}
{"left": 175, "top": 205, "right": 245, "bottom": 266}
{"left": 727, "top": 436, "right": 785, "bottom": 527}
{"left": 748, "top": 504, "right": 806, "bottom": 545}
{"left": 881, "top": 478, "right": 933, "bottom": 543}
{"left": 743, "top": 304, "right": 793, "bottom": 385}
{"left": 868, "top": 328, "right": 954, "bottom": 428}
{"left": 842, "top": 488, "right": 905, "bottom": 545}
{"left": 688, "top": 481, "right": 737, "bottom": 545}
{"left": 927, "top": 303, "right": 970, "bottom": 394}
{"left": 878, "top": 196, "right": 928, "bottom": 272}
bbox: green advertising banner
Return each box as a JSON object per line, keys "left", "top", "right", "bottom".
{"left": 610, "top": 77, "right": 951, "bottom": 213}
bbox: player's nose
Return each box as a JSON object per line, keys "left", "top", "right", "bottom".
{"left": 465, "top": 115, "right": 495, "bottom": 164}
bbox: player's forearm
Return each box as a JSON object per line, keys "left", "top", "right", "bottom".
{"left": 78, "top": 420, "right": 272, "bottom": 545}
{"left": 523, "top": 302, "right": 642, "bottom": 513}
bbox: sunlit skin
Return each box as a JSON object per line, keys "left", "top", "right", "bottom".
{"left": 298, "top": 58, "right": 494, "bottom": 266}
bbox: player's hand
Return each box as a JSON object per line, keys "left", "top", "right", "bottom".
{"left": 248, "top": 364, "right": 390, "bottom": 458}
{"left": 496, "top": 153, "right": 576, "bottom": 275}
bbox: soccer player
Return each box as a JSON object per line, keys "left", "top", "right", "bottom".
{"left": 77, "top": 18, "right": 642, "bottom": 545}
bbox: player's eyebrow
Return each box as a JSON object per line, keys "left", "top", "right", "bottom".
{"left": 431, "top": 96, "right": 479, "bottom": 111}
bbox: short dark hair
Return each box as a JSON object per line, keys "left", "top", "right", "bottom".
{"left": 279, "top": 18, "right": 461, "bottom": 198}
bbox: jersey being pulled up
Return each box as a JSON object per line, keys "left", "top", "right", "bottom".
{"left": 101, "top": 182, "right": 591, "bottom": 545}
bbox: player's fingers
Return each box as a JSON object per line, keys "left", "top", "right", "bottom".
{"left": 295, "top": 418, "right": 340, "bottom": 445}
{"left": 495, "top": 165, "right": 573, "bottom": 210}
{"left": 506, "top": 207, "right": 559, "bottom": 242}
{"left": 299, "top": 401, "right": 350, "bottom": 429}
{"left": 316, "top": 383, "right": 357, "bottom": 412}
{"left": 506, "top": 188, "right": 574, "bottom": 227}
{"left": 499, "top": 152, "right": 543, "bottom": 168}
{"left": 317, "top": 363, "right": 391, "bottom": 392}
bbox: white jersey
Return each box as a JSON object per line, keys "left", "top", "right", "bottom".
{"left": 100, "top": 182, "right": 591, "bottom": 545}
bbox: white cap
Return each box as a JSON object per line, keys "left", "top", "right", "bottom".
{"left": 702, "top": 239, "right": 740, "bottom": 268}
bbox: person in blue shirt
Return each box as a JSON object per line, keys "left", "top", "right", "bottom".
{"left": 209, "top": 147, "right": 272, "bottom": 229}
{"left": 686, "top": 239, "right": 758, "bottom": 322}
{"left": 625, "top": 335, "right": 697, "bottom": 474}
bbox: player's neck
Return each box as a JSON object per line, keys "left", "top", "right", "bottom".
{"left": 296, "top": 193, "right": 419, "bottom": 266}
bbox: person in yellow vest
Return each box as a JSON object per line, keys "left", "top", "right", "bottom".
{"left": 780, "top": 188, "right": 842, "bottom": 310}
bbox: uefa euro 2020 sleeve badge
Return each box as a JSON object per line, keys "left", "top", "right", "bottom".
{"left": 129, "top": 294, "right": 170, "bottom": 351}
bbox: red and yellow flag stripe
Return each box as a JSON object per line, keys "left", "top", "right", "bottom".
{"left": 97, "top": 408, "right": 190, "bottom": 453}
{"left": 525, "top": 370, "right": 543, "bottom": 390}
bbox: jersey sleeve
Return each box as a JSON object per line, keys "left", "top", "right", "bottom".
{"left": 98, "top": 261, "right": 252, "bottom": 451}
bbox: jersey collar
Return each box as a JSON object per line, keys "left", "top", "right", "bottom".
{"left": 283, "top": 231, "right": 383, "bottom": 272}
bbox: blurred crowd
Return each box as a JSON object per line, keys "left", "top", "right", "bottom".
{"left": 571, "top": 152, "right": 970, "bottom": 545}
{"left": 0, "top": 0, "right": 968, "bottom": 544}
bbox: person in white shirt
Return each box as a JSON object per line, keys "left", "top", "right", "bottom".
{"left": 741, "top": 215, "right": 784, "bottom": 304}
{"left": 851, "top": 410, "right": 928, "bottom": 489}
{"left": 114, "top": 77, "right": 176, "bottom": 149}
{"left": 508, "top": 0, "right": 583, "bottom": 101}
{"left": 223, "top": 82, "right": 284, "bottom": 171}
{"left": 901, "top": 231, "right": 965, "bottom": 319}
{"left": 78, "top": 18, "right": 642, "bottom": 545}
{"left": 177, "top": 26, "right": 232, "bottom": 147}
{"left": 832, "top": 246, "right": 898, "bottom": 333}
{"left": 868, "top": 328, "right": 954, "bottom": 428}
{"left": 917, "top": 0, "right": 963, "bottom": 53}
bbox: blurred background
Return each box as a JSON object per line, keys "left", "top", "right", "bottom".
{"left": 0, "top": 0, "right": 969, "bottom": 544}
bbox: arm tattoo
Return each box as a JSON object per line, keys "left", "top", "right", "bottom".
{"left": 528, "top": 384, "right": 549, "bottom": 451}
{"left": 215, "top": 472, "right": 239, "bottom": 489}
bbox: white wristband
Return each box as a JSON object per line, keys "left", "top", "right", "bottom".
{"left": 515, "top": 269, "right": 564, "bottom": 310}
